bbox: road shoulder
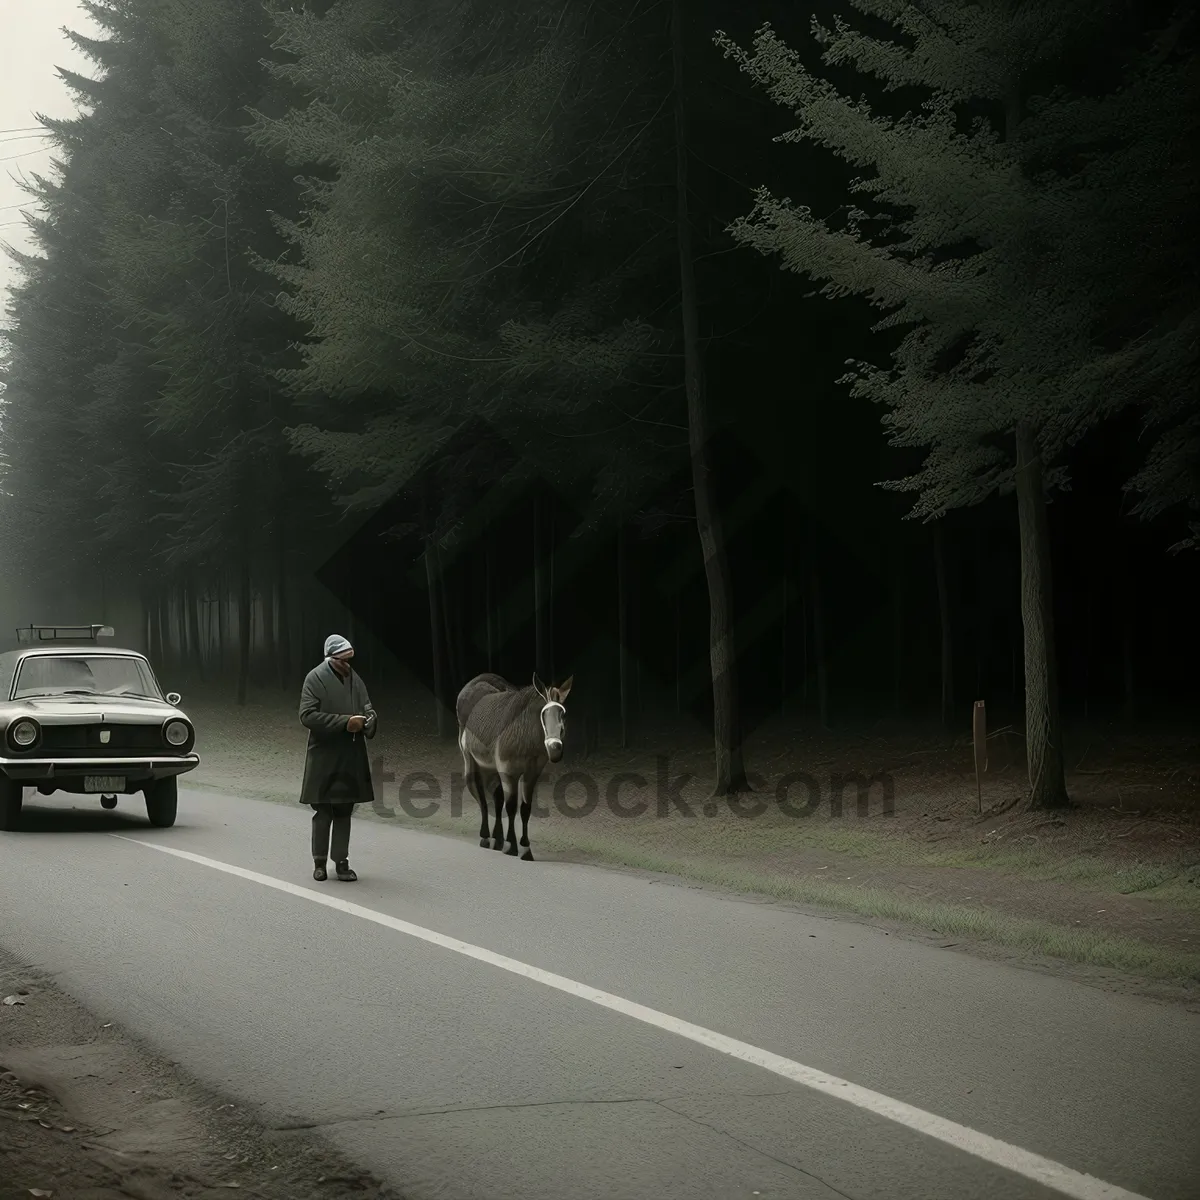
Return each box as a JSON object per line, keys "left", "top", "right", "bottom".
{"left": 0, "top": 944, "right": 401, "bottom": 1200}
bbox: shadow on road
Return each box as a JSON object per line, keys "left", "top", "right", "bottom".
{"left": 3, "top": 803, "right": 154, "bottom": 836}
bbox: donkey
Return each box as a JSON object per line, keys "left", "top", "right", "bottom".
{"left": 456, "top": 671, "right": 572, "bottom": 861}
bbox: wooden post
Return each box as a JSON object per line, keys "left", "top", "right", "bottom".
{"left": 972, "top": 699, "right": 987, "bottom": 815}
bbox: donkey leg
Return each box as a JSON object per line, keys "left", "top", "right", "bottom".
{"left": 518, "top": 777, "right": 534, "bottom": 862}
{"left": 472, "top": 768, "right": 491, "bottom": 848}
{"left": 462, "top": 741, "right": 490, "bottom": 848}
{"left": 491, "top": 778, "right": 506, "bottom": 850}
{"left": 503, "top": 777, "right": 519, "bottom": 856}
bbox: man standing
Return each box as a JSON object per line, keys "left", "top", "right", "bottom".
{"left": 299, "top": 634, "right": 378, "bottom": 881}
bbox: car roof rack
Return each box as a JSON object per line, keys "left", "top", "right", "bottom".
{"left": 15, "top": 624, "right": 116, "bottom": 645}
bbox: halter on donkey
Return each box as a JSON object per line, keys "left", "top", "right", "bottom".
{"left": 456, "top": 671, "right": 573, "bottom": 861}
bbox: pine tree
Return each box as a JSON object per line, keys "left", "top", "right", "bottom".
{"left": 1052, "top": 13, "right": 1200, "bottom": 553}
{"left": 252, "top": 0, "right": 669, "bottom": 512}
{"left": 2, "top": 0, "right": 326, "bottom": 694}
{"left": 1, "top": 2, "right": 173, "bottom": 607}
{"left": 714, "top": 1, "right": 1190, "bottom": 808}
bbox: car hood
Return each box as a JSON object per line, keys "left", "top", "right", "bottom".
{"left": 5, "top": 695, "right": 188, "bottom": 724}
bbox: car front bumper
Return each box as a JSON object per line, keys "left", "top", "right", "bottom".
{"left": 0, "top": 754, "right": 200, "bottom": 787}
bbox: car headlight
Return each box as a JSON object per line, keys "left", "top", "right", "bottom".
{"left": 164, "top": 719, "right": 191, "bottom": 747}
{"left": 10, "top": 719, "right": 38, "bottom": 747}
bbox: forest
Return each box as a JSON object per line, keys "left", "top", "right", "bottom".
{"left": 0, "top": 0, "right": 1197, "bottom": 815}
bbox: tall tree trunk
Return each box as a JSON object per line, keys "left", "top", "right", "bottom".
{"left": 150, "top": 588, "right": 166, "bottom": 668}
{"left": 1003, "top": 76, "right": 1068, "bottom": 806}
{"left": 809, "top": 532, "right": 829, "bottom": 728}
{"left": 1015, "top": 421, "right": 1070, "bottom": 809}
{"left": 425, "top": 546, "right": 447, "bottom": 738}
{"left": 780, "top": 541, "right": 788, "bottom": 716}
{"left": 1119, "top": 524, "right": 1136, "bottom": 724}
{"left": 142, "top": 586, "right": 153, "bottom": 658}
{"left": 892, "top": 537, "right": 904, "bottom": 716}
{"left": 617, "top": 525, "right": 630, "bottom": 748}
{"left": 1122, "top": 591, "right": 1136, "bottom": 725}
{"left": 675, "top": 589, "right": 682, "bottom": 717}
{"left": 187, "top": 574, "right": 204, "bottom": 681}
{"left": 216, "top": 572, "right": 228, "bottom": 678}
{"left": 974, "top": 527, "right": 985, "bottom": 700}
{"left": 175, "top": 584, "right": 187, "bottom": 668}
{"left": 430, "top": 544, "right": 451, "bottom": 737}
{"left": 800, "top": 577, "right": 808, "bottom": 706}
{"left": 637, "top": 653, "right": 643, "bottom": 736}
{"left": 548, "top": 498, "right": 556, "bottom": 682}
{"left": 934, "top": 522, "right": 953, "bottom": 728}
{"left": 297, "top": 580, "right": 308, "bottom": 678}
{"left": 422, "top": 490, "right": 449, "bottom": 738}
{"left": 673, "top": 0, "right": 747, "bottom": 794}
{"left": 440, "top": 558, "right": 462, "bottom": 693}
{"left": 154, "top": 589, "right": 165, "bottom": 666}
{"left": 202, "top": 588, "right": 212, "bottom": 671}
{"left": 533, "top": 494, "right": 550, "bottom": 679}
{"left": 1082, "top": 588, "right": 1092, "bottom": 722}
{"left": 160, "top": 590, "right": 172, "bottom": 671}
{"left": 276, "top": 530, "right": 292, "bottom": 688}
{"left": 485, "top": 547, "right": 495, "bottom": 672}
{"left": 261, "top": 573, "right": 277, "bottom": 693}
{"left": 236, "top": 545, "right": 252, "bottom": 707}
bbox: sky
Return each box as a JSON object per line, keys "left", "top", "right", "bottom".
{"left": 0, "top": 0, "right": 98, "bottom": 314}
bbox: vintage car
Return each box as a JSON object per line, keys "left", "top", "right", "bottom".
{"left": 0, "top": 624, "right": 199, "bottom": 832}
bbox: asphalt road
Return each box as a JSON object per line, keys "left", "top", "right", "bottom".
{"left": 0, "top": 787, "right": 1197, "bottom": 1200}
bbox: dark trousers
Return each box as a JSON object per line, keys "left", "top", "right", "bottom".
{"left": 311, "top": 803, "right": 353, "bottom": 861}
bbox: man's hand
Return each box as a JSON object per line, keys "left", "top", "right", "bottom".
{"left": 346, "top": 715, "right": 366, "bottom": 733}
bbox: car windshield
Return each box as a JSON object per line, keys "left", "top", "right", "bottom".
{"left": 12, "top": 654, "right": 161, "bottom": 701}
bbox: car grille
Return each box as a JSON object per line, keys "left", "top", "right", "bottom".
{"left": 37, "top": 725, "right": 167, "bottom": 753}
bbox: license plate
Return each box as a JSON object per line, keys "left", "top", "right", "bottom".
{"left": 84, "top": 776, "right": 125, "bottom": 793}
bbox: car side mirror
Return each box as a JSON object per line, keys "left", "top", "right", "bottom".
{"left": 166, "top": 692, "right": 182, "bottom": 706}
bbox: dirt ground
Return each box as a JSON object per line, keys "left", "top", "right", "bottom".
{"left": 177, "top": 683, "right": 1200, "bottom": 990}
{"left": 0, "top": 949, "right": 400, "bottom": 1200}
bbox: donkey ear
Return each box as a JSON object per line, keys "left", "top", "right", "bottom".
{"left": 532, "top": 672, "right": 547, "bottom": 698}
{"left": 556, "top": 675, "right": 573, "bottom": 701}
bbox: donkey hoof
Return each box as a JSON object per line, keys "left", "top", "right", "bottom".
{"left": 505, "top": 843, "right": 518, "bottom": 856}
{"left": 520, "top": 849, "right": 535, "bottom": 862}
{"left": 492, "top": 839, "right": 505, "bottom": 851}
{"left": 479, "top": 838, "right": 491, "bottom": 849}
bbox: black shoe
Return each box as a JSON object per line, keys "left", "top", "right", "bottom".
{"left": 313, "top": 859, "right": 328, "bottom": 881}
{"left": 335, "top": 860, "right": 357, "bottom": 882}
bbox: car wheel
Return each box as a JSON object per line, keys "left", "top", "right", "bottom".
{"left": 145, "top": 777, "right": 178, "bottom": 828}
{"left": 0, "top": 777, "right": 23, "bottom": 832}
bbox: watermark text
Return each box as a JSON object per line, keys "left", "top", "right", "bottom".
{"left": 369, "top": 756, "right": 895, "bottom": 820}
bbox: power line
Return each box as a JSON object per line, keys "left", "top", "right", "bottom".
{"left": 0, "top": 149, "right": 54, "bottom": 164}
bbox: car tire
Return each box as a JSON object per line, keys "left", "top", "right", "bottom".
{"left": 0, "top": 777, "right": 23, "bottom": 832}
{"left": 145, "top": 777, "right": 178, "bottom": 828}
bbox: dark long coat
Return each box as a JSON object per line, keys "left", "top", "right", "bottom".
{"left": 298, "top": 661, "right": 378, "bottom": 807}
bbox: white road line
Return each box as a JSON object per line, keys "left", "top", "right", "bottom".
{"left": 113, "top": 835, "right": 1153, "bottom": 1200}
